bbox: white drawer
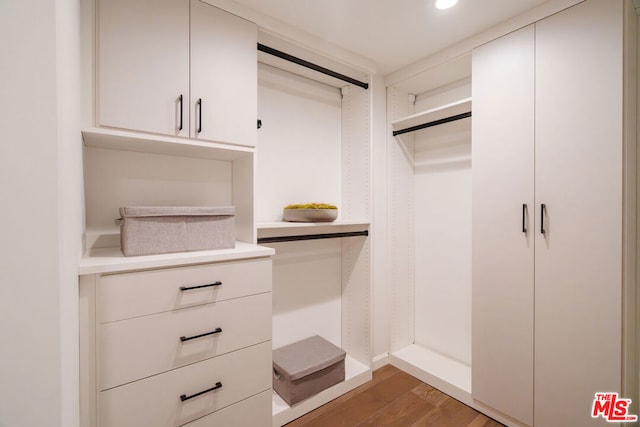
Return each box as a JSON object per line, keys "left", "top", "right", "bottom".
{"left": 99, "top": 292, "right": 271, "bottom": 390}
{"left": 98, "top": 341, "right": 271, "bottom": 427}
{"left": 183, "top": 391, "right": 271, "bottom": 427}
{"left": 98, "top": 258, "right": 271, "bottom": 323}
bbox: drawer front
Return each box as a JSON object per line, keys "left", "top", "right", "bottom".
{"left": 183, "top": 390, "right": 271, "bottom": 427}
{"left": 99, "top": 341, "right": 271, "bottom": 427}
{"left": 99, "top": 292, "right": 271, "bottom": 390}
{"left": 98, "top": 257, "right": 271, "bottom": 323}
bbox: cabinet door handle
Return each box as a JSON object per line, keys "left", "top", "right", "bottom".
{"left": 522, "top": 203, "right": 527, "bottom": 233}
{"left": 179, "top": 281, "right": 222, "bottom": 291}
{"left": 197, "top": 98, "right": 202, "bottom": 133}
{"left": 178, "top": 94, "right": 183, "bottom": 131}
{"left": 180, "top": 327, "right": 222, "bottom": 342}
{"left": 180, "top": 382, "right": 222, "bottom": 402}
{"left": 541, "top": 203, "right": 546, "bottom": 234}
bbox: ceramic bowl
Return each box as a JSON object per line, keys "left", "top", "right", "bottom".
{"left": 283, "top": 208, "right": 338, "bottom": 222}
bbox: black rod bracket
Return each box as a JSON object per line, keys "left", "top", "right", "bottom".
{"left": 393, "top": 111, "right": 472, "bottom": 137}
{"left": 258, "top": 230, "right": 369, "bottom": 244}
{"left": 258, "top": 43, "right": 369, "bottom": 90}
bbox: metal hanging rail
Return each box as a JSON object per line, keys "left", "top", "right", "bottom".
{"left": 392, "top": 111, "right": 472, "bottom": 137}
{"left": 257, "top": 230, "right": 369, "bottom": 244}
{"left": 257, "top": 43, "right": 369, "bottom": 90}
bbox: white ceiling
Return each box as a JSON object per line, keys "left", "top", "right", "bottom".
{"left": 233, "top": 0, "right": 551, "bottom": 75}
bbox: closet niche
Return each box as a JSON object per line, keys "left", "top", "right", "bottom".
{"left": 387, "top": 55, "right": 474, "bottom": 404}
{"left": 255, "top": 34, "right": 372, "bottom": 426}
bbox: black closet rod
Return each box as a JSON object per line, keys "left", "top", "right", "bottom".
{"left": 258, "top": 230, "right": 369, "bottom": 244}
{"left": 392, "top": 111, "right": 472, "bottom": 137}
{"left": 258, "top": 43, "right": 369, "bottom": 90}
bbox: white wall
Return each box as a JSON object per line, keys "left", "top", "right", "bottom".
{"left": 412, "top": 84, "right": 472, "bottom": 365}
{"left": 413, "top": 119, "right": 472, "bottom": 365}
{"left": 83, "top": 148, "right": 233, "bottom": 247}
{"left": 257, "top": 63, "right": 344, "bottom": 350}
{"left": 256, "top": 63, "right": 342, "bottom": 222}
{"left": 270, "top": 239, "right": 343, "bottom": 349}
{"left": 0, "top": 0, "right": 83, "bottom": 426}
{"left": 57, "top": 0, "right": 84, "bottom": 425}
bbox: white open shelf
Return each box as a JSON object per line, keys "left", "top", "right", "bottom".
{"left": 82, "top": 127, "right": 254, "bottom": 161}
{"left": 258, "top": 220, "right": 369, "bottom": 229}
{"left": 271, "top": 355, "right": 371, "bottom": 427}
{"left": 391, "top": 97, "right": 471, "bottom": 134}
{"left": 390, "top": 344, "right": 471, "bottom": 405}
{"left": 78, "top": 241, "right": 274, "bottom": 275}
{"left": 257, "top": 220, "right": 370, "bottom": 236}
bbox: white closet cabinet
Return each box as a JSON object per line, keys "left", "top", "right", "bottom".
{"left": 472, "top": 1, "right": 636, "bottom": 426}
{"left": 98, "top": 0, "right": 257, "bottom": 147}
{"left": 534, "top": 1, "right": 630, "bottom": 425}
{"left": 471, "top": 25, "right": 535, "bottom": 427}
{"left": 190, "top": 0, "right": 257, "bottom": 145}
{"left": 79, "top": 255, "right": 275, "bottom": 427}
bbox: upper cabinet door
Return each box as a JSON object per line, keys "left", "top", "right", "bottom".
{"left": 471, "top": 25, "right": 535, "bottom": 427}
{"left": 190, "top": 0, "right": 257, "bottom": 147}
{"left": 98, "top": 0, "right": 190, "bottom": 137}
{"left": 534, "top": 0, "right": 623, "bottom": 425}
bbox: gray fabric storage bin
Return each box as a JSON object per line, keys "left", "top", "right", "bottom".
{"left": 118, "top": 206, "right": 235, "bottom": 256}
{"left": 272, "top": 335, "right": 346, "bottom": 406}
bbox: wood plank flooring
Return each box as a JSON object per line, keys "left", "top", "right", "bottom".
{"left": 285, "top": 365, "right": 505, "bottom": 427}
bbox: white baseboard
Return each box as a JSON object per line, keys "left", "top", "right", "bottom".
{"left": 371, "top": 353, "right": 390, "bottom": 370}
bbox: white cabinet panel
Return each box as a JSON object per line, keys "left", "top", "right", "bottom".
{"left": 471, "top": 25, "right": 535, "bottom": 426}
{"left": 98, "top": 258, "right": 271, "bottom": 323}
{"left": 183, "top": 391, "right": 271, "bottom": 427}
{"left": 534, "top": 1, "right": 623, "bottom": 425}
{"left": 98, "top": 292, "right": 272, "bottom": 390}
{"left": 98, "top": 342, "right": 271, "bottom": 427}
{"left": 191, "top": 0, "right": 257, "bottom": 146}
{"left": 98, "top": 0, "right": 256, "bottom": 146}
{"left": 98, "top": 0, "right": 189, "bottom": 136}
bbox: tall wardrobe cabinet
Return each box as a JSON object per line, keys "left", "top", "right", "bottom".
{"left": 472, "top": 1, "right": 637, "bottom": 426}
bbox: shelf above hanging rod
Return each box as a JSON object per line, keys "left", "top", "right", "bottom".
{"left": 392, "top": 97, "right": 472, "bottom": 137}
{"left": 257, "top": 230, "right": 369, "bottom": 244}
{"left": 257, "top": 43, "right": 369, "bottom": 90}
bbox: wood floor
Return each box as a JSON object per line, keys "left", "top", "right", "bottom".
{"left": 285, "top": 365, "right": 504, "bottom": 427}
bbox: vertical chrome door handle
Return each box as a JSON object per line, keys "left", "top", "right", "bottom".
{"left": 541, "top": 203, "right": 546, "bottom": 234}
{"left": 522, "top": 204, "right": 527, "bottom": 233}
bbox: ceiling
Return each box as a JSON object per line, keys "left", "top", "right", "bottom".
{"left": 233, "top": 0, "right": 551, "bottom": 75}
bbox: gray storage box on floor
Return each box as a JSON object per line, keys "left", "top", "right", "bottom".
{"left": 272, "top": 335, "right": 346, "bottom": 406}
{"left": 118, "top": 206, "right": 235, "bottom": 256}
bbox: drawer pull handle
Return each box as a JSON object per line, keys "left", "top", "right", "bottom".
{"left": 180, "top": 381, "right": 222, "bottom": 402}
{"left": 179, "top": 281, "right": 222, "bottom": 291}
{"left": 180, "top": 328, "right": 222, "bottom": 342}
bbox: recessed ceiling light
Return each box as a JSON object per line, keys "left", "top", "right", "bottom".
{"left": 435, "top": 0, "right": 458, "bottom": 10}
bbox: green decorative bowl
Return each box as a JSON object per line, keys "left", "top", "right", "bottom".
{"left": 283, "top": 204, "right": 338, "bottom": 222}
